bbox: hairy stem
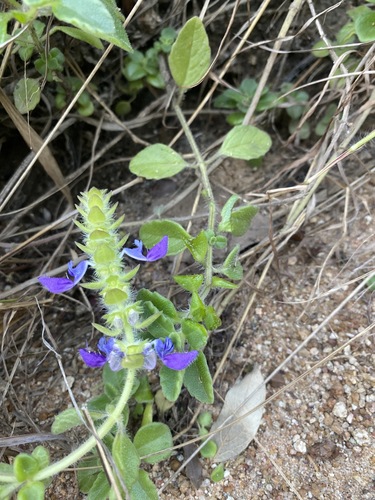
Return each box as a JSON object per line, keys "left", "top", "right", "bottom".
{"left": 173, "top": 98, "right": 216, "bottom": 298}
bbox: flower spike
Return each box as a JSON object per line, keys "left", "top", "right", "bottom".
{"left": 38, "top": 260, "right": 89, "bottom": 294}
{"left": 121, "top": 236, "right": 168, "bottom": 262}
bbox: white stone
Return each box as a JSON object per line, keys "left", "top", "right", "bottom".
{"left": 333, "top": 401, "right": 348, "bottom": 418}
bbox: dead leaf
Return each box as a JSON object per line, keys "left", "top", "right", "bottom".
{"left": 211, "top": 365, "right": 266, "bottom": 462}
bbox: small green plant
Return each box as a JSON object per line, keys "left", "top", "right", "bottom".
{"left": 0, "top": 16, "right": 272, "bottom": 499}
{"left": 0, "top": 0, "right": 132, "bottom": 115}
{"left": 311, "top": 1, "right": 375, "bottom": 89}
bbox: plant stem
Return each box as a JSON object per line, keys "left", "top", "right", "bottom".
{"left": 2, "top": 368, "right": 136, "bottom": 497}
{"left": 173, "top": 97, "right": 216, "bottom": 298}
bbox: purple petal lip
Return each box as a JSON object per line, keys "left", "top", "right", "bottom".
{"left": 153, "top": 337, "right": 198, "bottom": 371}
{"left": 162, "top": 351, "right": 199, "bottom": 370}
{"left": 121, "top": 236, "right": 168, "bottom": 262}
{"left": 79, "top": 349, "right": 107, "bottom": 368}
{"left": 38, "top": 260, "right": 89, "bottom": 294}
{"left": 146, "top": 236, "right": 168, "bottom": 261}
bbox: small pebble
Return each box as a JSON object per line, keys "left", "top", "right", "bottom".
{"left": 332, "top": 401, "right": 348, "bottom": 418}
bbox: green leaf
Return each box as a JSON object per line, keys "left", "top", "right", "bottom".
{"left": 311, "top": 39, "right": 331, "bottom": 58}
{"left": 211, "top": 463, "right": 225, "bottom": 483}
{"left": 32, "top": 446, "right": 49, "bottom": 469}
{"left": 174, "top": 274, "right": 204, "bottom": 293}
{"left": 13, "top": 78, "right": 41, "bottom": 114}
{"left": 160, "top": 365, "right": 184, "bottom": 402}
{"left": 87, "top": 471, "right": 110, "bottom": 500}
{"left": 218, "top": 194, "right": 240, "bottom": 233}
{"left": 168, "top": 17, "right": 211, "bottom": 88}
{"left": 185, "top": 230, "right": 208, "bottom": 264}
{"left": 112, "top": 429, "right": 140, "bottom": 490}
{"left": 203, "top": 306, "right": 221, "bottom": 330}
{"left": 141, "top": 301, "right": 175, "bottom": 338}
{"left": 211, "top": 277, "right": 238, "bottom": 289}
{"left": 17, "top": 481, "right": 45, "bottom": 500}
{"left": 134, "top": 376, "right": 154, "bottom": 404}
{"left": 48, "top": 0, "right": 132, "bottom": 52}
{"left": 130, "top": 144, "right": 187, "bottom": 179}
{"left": 134, "top": 423, "right": 173, "bottom": 464}
{"left": 53, "top": 26, "right": 104, "bottom": 49}
{"left": 219, "top": 125, "right": 272, "bottom": 160}
{"left": 13, "top": 454, "right": 39, "bottom": 482}
{"left": 230, "top": 205, "right": 258, "bottom": 236}
{"left": 184, "top": 352, "right": 214, "bottom": 403}
{"left": 219, "top": 245, "right": 243, "bottom": 280}
{"left": 51, "top": 408, "right": 82, "bottom": 434}
{"left": 200, "top": 439, "right": 218, "bottom": 458}
{"left": 355, "top": 11, "right": 375, "bottom": 42}
{"left": 137, "top": 289, "right": 178, "bottom": 320}
{"left": 140, "top": 220, "right": 190, "bottom": 255}
{"left": 130, "top": 470, "right": 158, "bottom": 500}
{"left": 77, "top": 457, "right": 101, "bottom": 493}
{"left": 181, "top": 319, "right": 208, "bottom": 349}
{"left": 190, "top": 292, "right": 206, "bottom": 322}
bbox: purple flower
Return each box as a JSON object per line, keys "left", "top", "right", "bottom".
{"left": 121, "top": 236, "right": 168, "bottom": 262}
{"left": 38, "top": 260, "right": 89, "bottom": 294}
{"left": 144, "top": 337, "right": 198, "bottom": 371}
{"left": 79, "top": 337, "right": 124, "bottom": 371}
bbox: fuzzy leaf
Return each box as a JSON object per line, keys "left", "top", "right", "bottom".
{"left": 211, "top": 366, "right": 266, "bottom": 462}
{"left": 211, "top": 277, "right": 238, "bottom": 289}
{"left": 181, "top": 319, "right": 208, "bottom": 350}
{"left": 14, "top": 78, "right": 41, "bottom": 114}
{"left": 184, "top": 352, "right": 214, "bottom": 403}
{"left": 87, "top": 471, "right": 110, "bottom": 500}
{"left": 134, "top": 423, "right": 173, "bottom": 464}
{"left": 168, "top": 17, "right": 211, "bottom": 88}
{"left": 49, "top": 0, "right": 132, "bottom": 52}
{"left": 174, "top": 274, "right": 204, "bottom": 293}
{"left": 185, "top": 230, "right": 208, "bottom": 263}
{"left": 230, "top": 205, "right": 258, "bottom": 236}
{"left": 140, "top": 220, "right": 190, "bottom": 255}
{"left": 112, "top": 429, "right": 140, "bottom": 490}
{"left": 137, "top": 289, "right": 178, "bottom": 320}
{"left": 17, "top": 481, "right": 45, "bottom": 500}
{"left": 220, "top": 125, "right": 272, "bottom": 160}
{"left": 130, "top": 144, "right": 187, "bottom": 179}
{"left": 130, "top": 470, "right": 158, "bottom": 500}
{"left": 160, "top": 365, "right": 184, "bottom": 402}
{"left": 355, "top": 11, "right": 375, "bottom": 42}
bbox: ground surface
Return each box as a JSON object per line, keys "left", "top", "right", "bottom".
{"left": 0, "top": 1, "right": 374, "bottom": 499}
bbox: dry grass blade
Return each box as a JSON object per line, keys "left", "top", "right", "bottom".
{"left": 0, "top": 88, "right": 73, "bottom": 209}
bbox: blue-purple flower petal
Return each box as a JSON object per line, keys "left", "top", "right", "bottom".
{"left": 121, "top": 240, "right": 148, "bottom": 261}
{"left": 146, "top": 236, "right": 168, "bottom": 261}
{"left": 154, "top": 337, "right": 174, "bottom": 359}
{"left": 162, "top": 351, "right": 199, "bottom": 370}
{"left": 68, "top": 260, "right": 90, "bottom": 284}
{"left": 38, "top": 260, "right": 89, "bottom": 294}
{"left": 97, "top": 336, "right": 115, "bottom": 356}
{"left": 121, "top": 236, "right": 168, "bottom": 262}
{"left": 38, "top": 276, "right": 76, "bottom": 294}
{"left": 79, "top": 348, "right": 107, "bottom": 368}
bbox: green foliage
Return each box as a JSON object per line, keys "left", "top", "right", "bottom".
{"left": 121, "top": 27, "right": 176, "bottom": 98}
{"left": 184, "top": 352, "right": 214, "bottom": 403}
{"left": 134, "top": 423, "right": 173, "bottom": 464}
{"left": 211, "top": 463, "right": 225, "bottom": 482}
{"left": 140, "top": 220, "right": 190, "bottom": 255}
{"left": 169, "top": 17, "right": 211, "bottom": 88}
{"left": 130, "top": 470, "right": 158, "bottom": 500}
{"left": 219, "top": 125, "right": 272, "bottom": 160}
{"left": 13, "top": 78, "right": 41, "bottom": 114}
{"left": 160, "top": 365, "right": 184, "bottom": 402}
{"left": 17, "top": 481, "right": 45, "bottom": 500}
{"left": 112, "top": 429, "right": 140, "bottom": 491}
{"left": 218, "top": 195, "right": 258, "bottom": 236}
{"left": 130, "top": 144, "right": 187, "bottom": 180}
